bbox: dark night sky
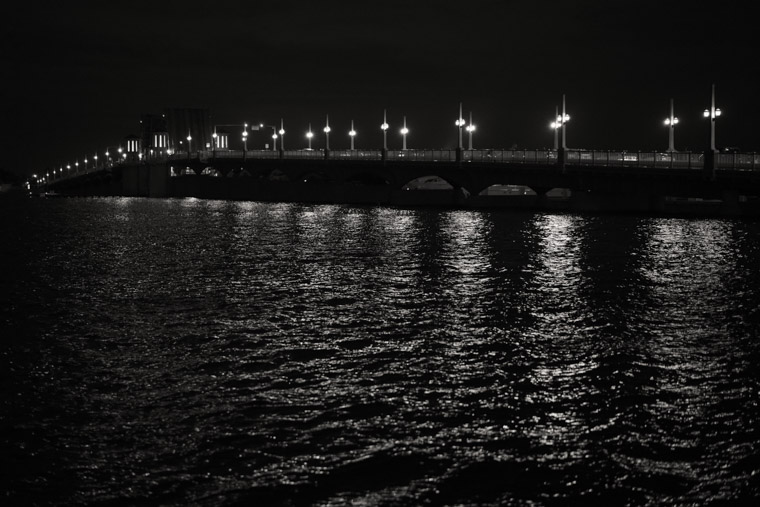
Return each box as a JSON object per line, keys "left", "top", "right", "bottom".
{"left": 3, "top": 0, "right": 757, "bottom": 177}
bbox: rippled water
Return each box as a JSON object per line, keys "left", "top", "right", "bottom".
{"left": 2, "top": 197, "right": 760, "bottom": 505}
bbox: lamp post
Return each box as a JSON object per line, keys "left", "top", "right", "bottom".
{"left": 703, "top": 83, "right": 721, "bottom": 152}
{"left": 186, "top": 131, "right": 192, "bottom": 156}
{"left": 400, "top": 116, "right": 409, "bottom": 150}
{"left": 212, "top": 127, "right": 217, "bottom": 156}
{"left": 306, "top": 123, "right": 314, "bottom": 150}
{"left": 466, "top": 111, "right": 476, "bottom": 150}
{"left": 664, "top": 98, "right": 679, "bottom": 152}
{"left": 242, "top": 124, "right": 249, "bottom": 152}
{"left": 349, "top": 120, "right": 356, "bottom": 150}
{"left": 550, "top": 105, "right": 560, "bottom": 150}
{"left": 323, "top": 115, "right": 331, "bottom": 151}
{"left": 381, "top": 109, "right": 389, "bottom": 150}
{"left": 455, "top": 102, "right": 465, "bottom": 150}
{"left": 560, "top": 94, "right": 570, "bottom": 149}
{"left": 279, "top": 119, "right": 285, "bottom": 151}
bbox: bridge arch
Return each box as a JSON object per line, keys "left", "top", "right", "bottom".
{"left": 201, "top": 167, "right": 222, "bottom": 177}
{"left": 400, "top": 175, "right": 455, "bottom": 191}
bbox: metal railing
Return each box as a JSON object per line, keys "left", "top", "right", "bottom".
{"left": 47, "top": 148, "right": 760, "bottom": 184}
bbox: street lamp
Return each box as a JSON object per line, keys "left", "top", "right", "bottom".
{"left": 400, "top": 116, "right": 409, "bottom": 150}
{"left": 549, "top": 105, "right": 561, "bottom": 150}
{"left": 242, "top": 125, "right": 248, "bottom": 152}
{"left": 349, "top": 120, "right": 356, "bottom": 150}
{"left": 186, "top": 131, "right": 192, "bottom": 154}
{"left": 466, "top": 111, "right": 476, "bottom": 150}
{"left": 455, "top": 102, "right": 465, "bottom": 150}
{"left": 323, "top": 115, "right": 331, "bottom": 151}
{"left": 664, "top": 98, "right": 679, "bottom": 152}
{"left": 703, "top": 84, "right": 722, "bottom": 151}
{"left": 558, "top": 94, "right": 570, "bottom": 149}
{"left": 381, "top": 109, "right": 389, "bottom": 150}
{"left": 279, "top": 119, "right": 285, "bottom": 151}
{"left": 306, "top": 123, "right": 314, "bottom": 150}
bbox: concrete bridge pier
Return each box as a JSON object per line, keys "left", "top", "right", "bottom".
{"left": 721, "top": 189, "right": 742, "bottom": 215}
{"left": 703, "top": 149, "right": 717, "bottom": 180}
{"left": 558, "top": 148, "right": 566, "bottom": 173}
{"left": 570, "top": 190, "right": 665, "bottom": 213}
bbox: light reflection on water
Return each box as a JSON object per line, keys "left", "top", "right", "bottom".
{"left": 1, "top": 197, "right": 760, "bottom": 505}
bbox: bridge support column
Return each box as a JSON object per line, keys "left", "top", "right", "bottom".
{"left": 703, "top": 149, "right": 716, "bottom": 180}
{"left": 721, "top": 189, "right": 742, "bottom": 216}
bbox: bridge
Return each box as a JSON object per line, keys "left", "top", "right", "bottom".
{"left": 43, "top": 147, "right": 760, "bottom": 216}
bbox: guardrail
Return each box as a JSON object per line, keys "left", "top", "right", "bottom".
{"left": 46, "top": 149, "right": 760, "bottom": 184}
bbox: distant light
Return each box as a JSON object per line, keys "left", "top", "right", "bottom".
{"left": 272, "top": 134, "right": 278, "bottom": 139}
{"left": 323, "top": 126, "right": 331, "bottom": 133}
{"left": 349, "top": 130, "right": 356, "bottom": 137}
{"left": 279, "top": 129, "right": 285, "bottom": 135}
{"left": 400, "top": 127, "right": 409, "bottom": 135}
{"left": 703, "top": 109, "right": 710, "bottom": 117}
{"left": 715, "top": 108, "right": 722, "bottom": 117}
{"left": 381, "top": 122, "right": 388, "bottom": 130}
{"left": 466, "top": 125, "right": 476, "bottom": 132}
{"left": 306, "top": 131, "right": 314, "bottom": 139}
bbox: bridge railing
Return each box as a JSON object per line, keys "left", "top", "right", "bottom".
{"left": 717, "top": 153, "right": 760, "bottom": 170}
{"left": 566, "top": 150, "right": 705, "bottom": 169}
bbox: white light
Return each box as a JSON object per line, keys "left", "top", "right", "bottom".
{"left": 673, "top": 117, "right": 679, "bottom": 124}
{"left": 187, "top": 135, "right": 192, "bottom": 141}
{"left": 349, "top": 130, "right": 356, "bottom": 137}
{"left": 664, "top": 118, "right": 671, "bottom": 125}
{"left": 466, "top": 125, "right": 476, "bottom": 132}
{"left": 272, "top": 134, "right": 278, "bottom": 139}
{"left": 381, "top": 122, "right": 388, "bottom": 130}
{"left": 703, "top": 109, "right": 710, "bottom": 117}
{"left": 715, "top": 108, "right": 722, "bottom": 117}
{"left": 306, "top": 131, "right": 314, "bottom": 138}
{"left": 400, "top": 127, "right": 409, "bottom": 135}
{"left": 323, "top": 126, "right": 331, "bottom": 133}
{"left": 279, "top": 129, "right": 285, "bottom": 135}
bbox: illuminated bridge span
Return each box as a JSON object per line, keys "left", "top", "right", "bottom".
{"left": 192, "top": 148, "right": 760, "bottom": 171}
{"left": 46, "top": 148, "right": 760, "bottom": 216}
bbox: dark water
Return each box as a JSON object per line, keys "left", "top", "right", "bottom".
{"left": 2, "top": 197, "right": 760, "bottom": 506}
